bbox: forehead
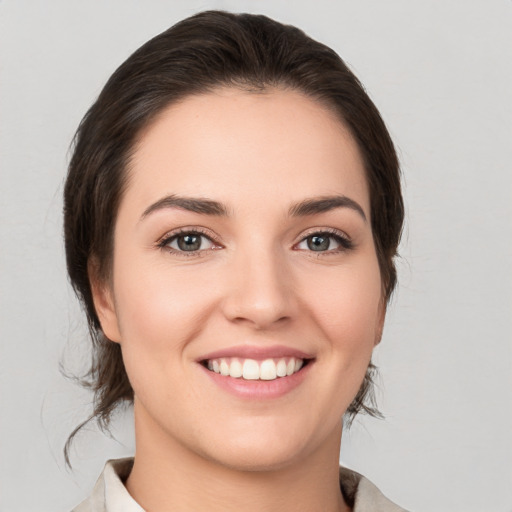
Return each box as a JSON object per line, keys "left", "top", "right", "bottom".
{"left": 126, "top": 87, "right": 369, "bottom": 216}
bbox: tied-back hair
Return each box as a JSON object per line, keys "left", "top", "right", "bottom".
{"left": 63, "top": 10, "right": 403, "bottom": 465}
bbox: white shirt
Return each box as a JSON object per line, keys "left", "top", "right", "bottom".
{"left": 72, "top": 458, "right": 408, "bottom": 512}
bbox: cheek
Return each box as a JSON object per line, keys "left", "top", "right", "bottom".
{"left": 111, "top": 262, "right": 217, "bottom": 409}
{"left": 302, "top": 256, "right": 383, "bottom": 359}
{"left": 287, "top": 256, "right": 383, "bottom": 431}
{"left": 112, "top": 258, "right": 221, "bottom": 357}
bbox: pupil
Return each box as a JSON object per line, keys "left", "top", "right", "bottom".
{"left": 308, "top": 235, "right": 329, "bottom": 251}
{"left": 178, "top": 234, "right": 201, "bottom": 251}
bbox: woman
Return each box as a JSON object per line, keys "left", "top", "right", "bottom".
{"left": 65, "top": 10, "right": 405, "bottom": 512}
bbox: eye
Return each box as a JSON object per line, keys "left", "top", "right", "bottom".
{"left": 159, "top": 230, "right": 218, "bottom": 253}
{"left": 296, "top": 231, "right": 352, "bottom": 252}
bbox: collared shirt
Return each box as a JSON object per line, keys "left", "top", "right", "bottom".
{"left": 72, "top": 458, "right": 408, "bottom": 512}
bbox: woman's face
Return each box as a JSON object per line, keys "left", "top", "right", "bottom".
{"left": 95, "top": 88, "right": 384, "bottom": 470}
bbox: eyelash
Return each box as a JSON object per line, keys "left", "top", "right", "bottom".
{"left": 156, "top": 227, "right": 353, "bottom": 257}
{"left": 156, "top": 228, "right": 220, "bottom": 257}
{"left": 296, "top": 228, "right": 354, "bottom": 254}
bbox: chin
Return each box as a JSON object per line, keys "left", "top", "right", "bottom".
{"left": 193, "top": 424, "right": 323, "bottom": 473}
{"left": 204, "top": 444, "right": 304, "bottom": 473}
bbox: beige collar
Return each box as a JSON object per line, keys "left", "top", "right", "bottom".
{"left": 73, "top": 457, "right": 407, "bottom": 512}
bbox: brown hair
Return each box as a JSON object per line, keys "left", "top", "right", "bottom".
{"left": 64, "top": 10, "right": 403, "bottom": 463}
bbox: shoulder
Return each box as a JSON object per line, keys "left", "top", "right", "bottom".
{"left": 339, "top": 466, "right": 410, "bottom": 512}
{"left": 71, "top": 458, "right": 142, "bottom": 512}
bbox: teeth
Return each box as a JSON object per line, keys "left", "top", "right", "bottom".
{"left": 276, "top": 359, "right": 287, "bottom": 377}
{"left": 260, "top": 359, "right": 277, "bottom": 380}
{"left": 220, "top": 359, "right": 230, "bottom": 376}
{"left": 205, "top": 357, "right": 306, "bottom": 381}
{"left": 242, "top": 359, "right": 260, "bottom": 380}
{"left": 229, "top": 359, "right": 243, "bottom": 378}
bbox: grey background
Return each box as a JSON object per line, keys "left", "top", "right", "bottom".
{"left": 1, "top": 1, "right": 511, "bottom": 511}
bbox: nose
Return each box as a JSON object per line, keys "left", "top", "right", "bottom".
{"left": 221, "top": 243, "right": 297, "bottom": 330}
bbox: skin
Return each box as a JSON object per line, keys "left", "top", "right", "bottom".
{"left": 93, "top": 88, "right": 385, "bottom": 512}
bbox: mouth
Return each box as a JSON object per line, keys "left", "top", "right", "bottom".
{"left": 201, "top": 356, "right": 312, "bottom": 381}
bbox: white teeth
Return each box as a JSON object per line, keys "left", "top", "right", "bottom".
{"left": 260, "top": 359, "right": 277, "bottom": 380}
{"left": 206, "top": 356, "right": 306, "bottom": 381}
{"left": 242, "top": 359, "right": 260, "bottom": 380}
{"left": 220, "top": 359, "right": 230, "bottom": 376}
{"left": 276, "top": 359, "right": 287, "bottom": 377}
{"left": 229, "top": 359, "right": 243, "bottom": 378}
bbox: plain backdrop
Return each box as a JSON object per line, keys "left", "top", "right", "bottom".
{"left": 0, "top": 1, "right": 511, "bottom": 511}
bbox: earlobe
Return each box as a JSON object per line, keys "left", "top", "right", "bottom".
{"left": 89, "top": 261, "right": 121, "bottom": 343}
{"left": 374, "top": 300, "right": 387, "bottom": 347}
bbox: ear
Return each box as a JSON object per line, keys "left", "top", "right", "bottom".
{"left": 374, "top": 299, "right": 387, "bottom": 347}
{"left": 88, "top": 260, "right": 121, "bottom": 343}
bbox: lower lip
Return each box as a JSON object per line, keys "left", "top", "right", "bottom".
{"left": 199, "top": 362, "right": 313, "bottom": 399}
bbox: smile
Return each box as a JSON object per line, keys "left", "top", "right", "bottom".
{"left": 204, "top": 357, "right": 305, "bottom": 381}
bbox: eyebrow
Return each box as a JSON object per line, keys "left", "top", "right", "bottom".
{"left": 141, "top": 195, "right": 229, "bottom": 220}
{"left": 288, "top": 195, "right": 367, "bottom": 221}
{"left": 140, "top": 194, "right": 366, "bottom": 222}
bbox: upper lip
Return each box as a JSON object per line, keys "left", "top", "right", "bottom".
{"left": 198, "top": 344, "right": 314, "bottom": 362}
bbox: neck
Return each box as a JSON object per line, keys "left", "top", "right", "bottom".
{"left": 125, "top": 403, "right": 350, "bottom": 512}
